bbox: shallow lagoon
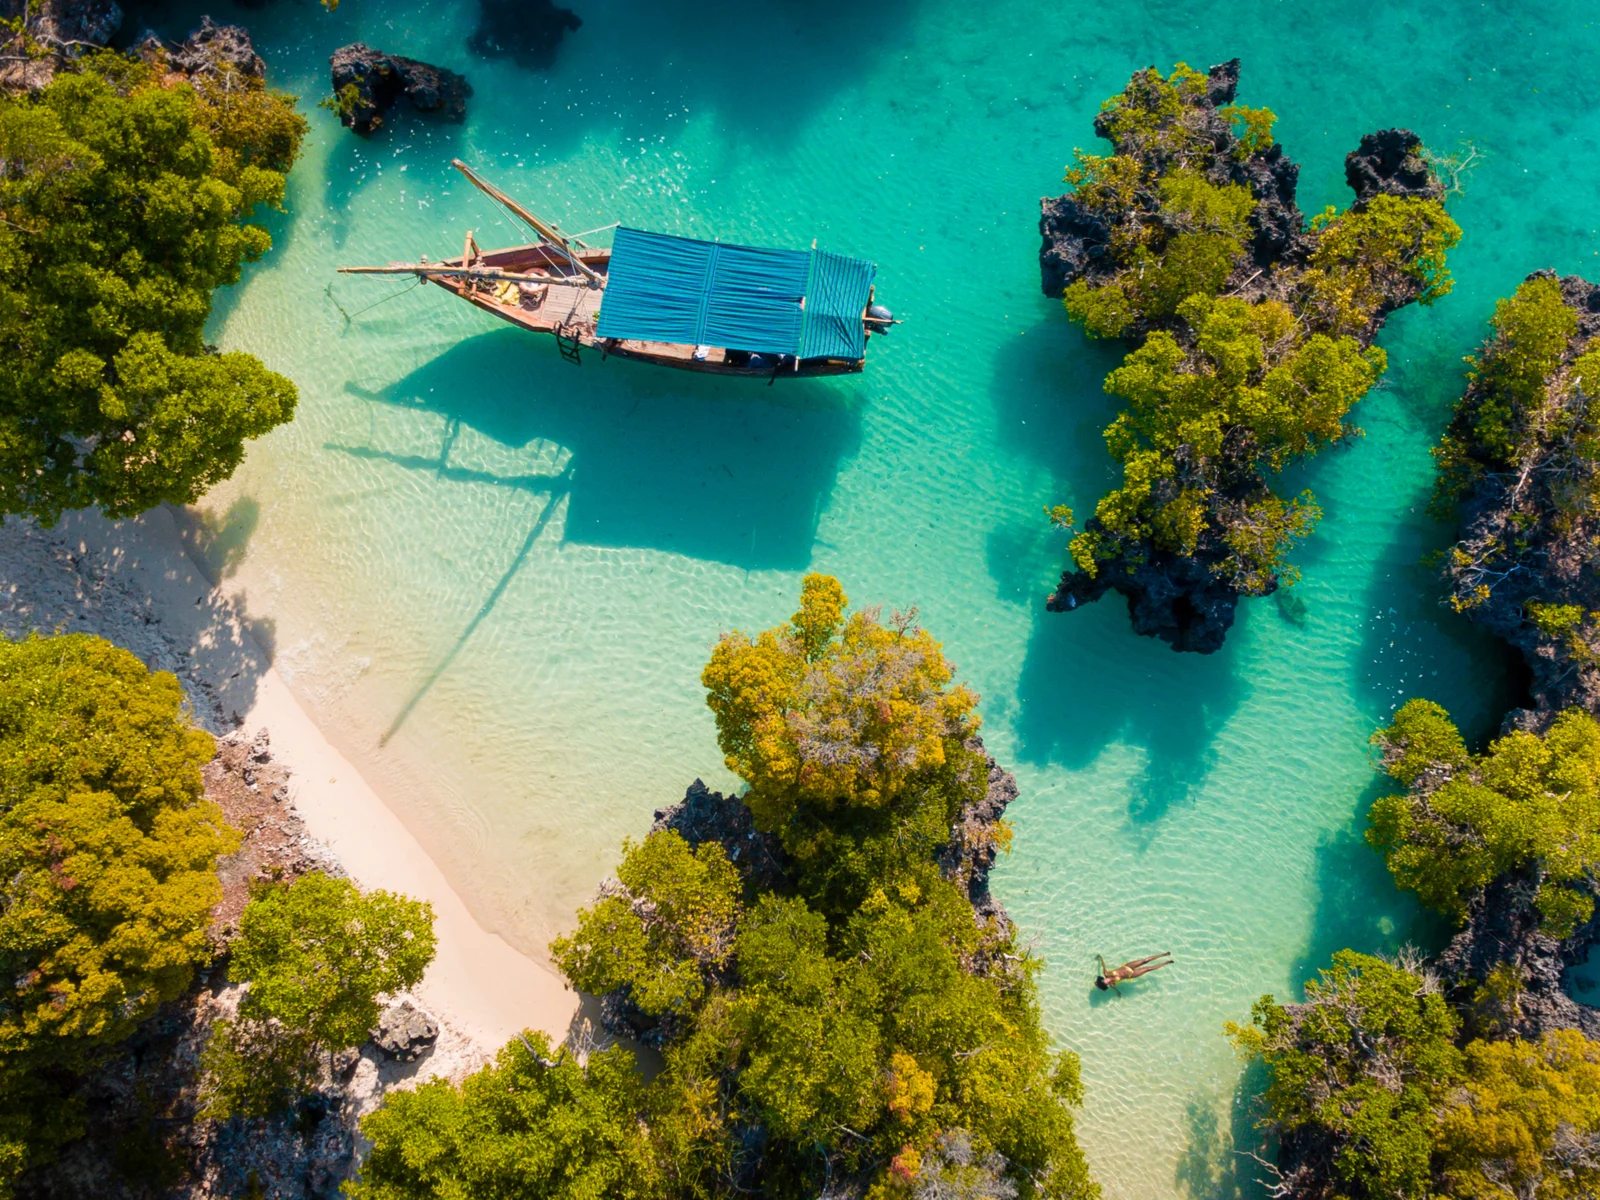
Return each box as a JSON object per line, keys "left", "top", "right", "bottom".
{"left": 176, "top": 0, "right": 1600, "bottom": 1193}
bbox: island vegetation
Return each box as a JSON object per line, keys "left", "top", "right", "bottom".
{"left": 1039, "top": 60, "right": 1460, "bottom": 651}
{"left": 0, "top": 43, "right": 304, "bottom": 524}
{"left": 0, "top": 631, "right": 438, "bottom": 1196}
{"left": 350, "top": 575, "right": 1098, "bottom": 1200}
{"left": 1432, "top": 272, "right": 1600, "bottom": 714}
{"left": 1229, "top": 280, "right": 1600, "bottom": 1200}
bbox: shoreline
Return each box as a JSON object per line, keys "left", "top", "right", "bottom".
{"left": 0, "top": 503, "right": 579, "bottom": 1060}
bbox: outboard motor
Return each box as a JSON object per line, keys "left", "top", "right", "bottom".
{"left": 866, "top": 303, "right": 894, "bottom": 335}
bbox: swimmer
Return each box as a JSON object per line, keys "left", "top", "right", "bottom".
{"left": 1096, "top": 952, "right": 1173, "bottom": 993}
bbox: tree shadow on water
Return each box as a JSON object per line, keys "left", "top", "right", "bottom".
{"left": 1176, "top": 1063, "right": 1273, "bottom": 1200}
{"left": 1292, "top": 784, "right": 1454, "bottom": 991}
{"left": 1352, "top": 482, "right": 1527, "bottom": 746}
{"left": 334, "top": 327, "right": 863, "bottom": 572}
{"left": 1012, "top": 598, "right": 1246, "bottom": 828}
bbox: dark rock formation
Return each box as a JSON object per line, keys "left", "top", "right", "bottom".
{"left": 1047, "top": 546, "right": 1244, "bottom": 653}
{"left": 1442, "top": 272, "right": 1600, "bottom": 718}
{"left": 652, "top": 778, "right": 789, "bottom": 896}
{"left": 0, "top": 0, "right": 122, "bottom": 92}
{"left": 135, "top": 16, "right": 264, "bottom": 81}
{"left": 1037, "top": 198, "right": 1110, "bottom": 302}
{"left": 468, "top": 0, "right": 581, "bottom": 69}
{"left": 1435, "top": 869, "right": 1600, "bottom": 1044}
{"left": 1344, "top": 128, "right": 1444, "bottom": 206}
{"left": 369, "top": 999, "right": 440, "bottom": 1062}
{"left": 329, "top": 43, "right": 471, "bottom": 135}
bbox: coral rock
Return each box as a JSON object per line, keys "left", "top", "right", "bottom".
{"left": 1344, "top": 128, "right": 1444, "bottom": 206}
{"left": 329, "top": 42, "right": 471, "bottom": 135}
{"left": 369, "top": 999, "right": 439, "bottom": 1062}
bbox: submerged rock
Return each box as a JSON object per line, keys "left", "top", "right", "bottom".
{"left": 329, "top": 42, "right": 472, "bottom": 135}
{"left": 468, "top": 0, "right": 582, "bottom": 69}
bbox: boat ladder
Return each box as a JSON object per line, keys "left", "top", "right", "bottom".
{"left": 554, "top": 325, "right": 583, "bottom": 365}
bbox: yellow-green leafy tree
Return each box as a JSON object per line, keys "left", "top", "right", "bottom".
{"left": 0, "top": 633, "right": 235, "bottom": 1186}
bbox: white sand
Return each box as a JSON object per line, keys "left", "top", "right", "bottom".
{"left": 2, "top": 505, "right": 579, "bottom": 1056}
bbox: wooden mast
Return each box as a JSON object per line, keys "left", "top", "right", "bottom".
{"left": 336, "top": 264, "right": 564, "bottom": 283}
{"left": 450, "top": 160, "right": 604, "bottom": 287}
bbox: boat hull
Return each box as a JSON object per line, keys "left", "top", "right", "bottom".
{"left": 427, "top": 243, "right": 869, "bottom": 378}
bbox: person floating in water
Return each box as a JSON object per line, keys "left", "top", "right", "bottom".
{"left": 1096, "top": 952, "right": 1173, "bottom": 993}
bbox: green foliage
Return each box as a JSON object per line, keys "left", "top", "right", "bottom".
{"left": 1450, "top": 276, "right": 1576, "bottom": 470}
{"left": 349, "top": 1032, "right": 664, "bottom": 1200}
{"left": 1300, "top": 195, "right": 1460, "bottom": 337}
{"left": 1434, "top": 277, "right": 1588, "bottom": 519}
{"left": 1052, "top": 65, "right": 1455, "bottom": 601}
{"left": 1218, "top": 104, "right": 1275, "bottom": 157}
{"left": 552, "top": 831, "right": 742, "bottom": 1017}
{"left": 1235, "top": 955, "right": 1600, "bottom": 1200}
{"left": 202, "top": 872, "right": 434, "bottom": 1119}
{"left": 1079, "top": 294, "right": 1381, "bottom": 586}
{"left": 1369, "top": 700, "right": 1600, "bottom": 935}
{"left": 354, "top": 578, "right": 1097, "bottom": 1200}
{"left": 1526, "top": 599, "right": 1586, "bottom": 637}
{"left": 1228, "top": 951, "right": 1463, "bottom": 1200}
{"left": 0, "top": 54, "right": 302, "bottom": 524}
{"left": 701, "top": 575, "right": 985, "bottom": 916}
{"left": 0, "top": 634, "right": 231, "bottom": 1070}
{"left": 1437, "top": 1029, "right": 1600, "bottom": 1200}
{"left": 1093, "top": 63, "right": 1214, "bottom": 165}
{"left": 1061, "top": 278, "right": 1136, "bottom": 338}
{"left": 228, "top": 871, "right": 436, "bottom": 1052}
{"left": 0, "top": 632, "right": 231, "bottom": 1195}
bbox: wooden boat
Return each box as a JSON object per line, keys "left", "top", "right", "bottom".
{"left": 339, "top": 161, "right": 895, "bottom": 378}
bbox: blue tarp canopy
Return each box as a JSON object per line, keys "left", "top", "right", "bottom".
{"left": 594, "top": 227, "right": 876, "bottom": 360}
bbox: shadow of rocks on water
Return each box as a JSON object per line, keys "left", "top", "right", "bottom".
{"left": 1290, "top": 793, "right": 1452, "bottom": 992}
{"left": 336, "top": 326, "right": 863, "bottom": 572}
{"left": 1176, "top": 1066, "right": 1273, "bottom": 1200}
{"left": 468, "top": 0, "right": 581, "bottom": 69}
{"left": 1010, "top": 596, "right": 1245, "bottom": 829}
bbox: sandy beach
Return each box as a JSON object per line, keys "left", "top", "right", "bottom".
{"left": 0, "top": 504, "right": 579, "bottom": 1061}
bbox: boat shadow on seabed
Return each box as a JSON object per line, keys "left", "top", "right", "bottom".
{"left": 327, "top": 326, "right": 863, "bottom": 737}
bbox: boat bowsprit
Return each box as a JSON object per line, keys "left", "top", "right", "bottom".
{"left": 337, "top": 160, "right": 897, "bottom": 378}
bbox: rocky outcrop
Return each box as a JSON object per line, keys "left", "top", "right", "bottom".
{"left": 0, "top": 0, "right": 122, "bottom": 92}
{"left": 652, "top": 778, "right": 789, "bottom": 896}
{"left": 370, "top": 1000, "right": 440, "bottom": 1062}
{"left": 1441, "top": 272, "right": 1600, "bottom": 718}
{"left": 1047, "top": 546, "right": 1244, "bottom": 653}
{"left": 1435, "top": 870, "right": 1600, "bottom": 1044}
{"left": 136, "top": 16, "right": 265, "bottom": 81}
{"left": 329, "top": 43, "right": 471, "bottom": 135}
{"left": 1039, "top": 59, "right": 1308, "bottom": 301}
{"left": 1344, "top": 128, "right": 1444, "bottom": 206}
{"left": 468, "top": 0, "right": 581, "bottom": 68}
{"left": 1038, "top": 59, "right": 1451, "bottom": 655}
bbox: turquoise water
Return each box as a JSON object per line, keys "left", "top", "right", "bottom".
{"left": 175, "top": 0, "right": 1600, "bottom": 1194}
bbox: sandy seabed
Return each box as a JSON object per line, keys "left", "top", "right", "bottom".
{"left": 0, "top": 503, "right": 580, "bottom": 1063}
